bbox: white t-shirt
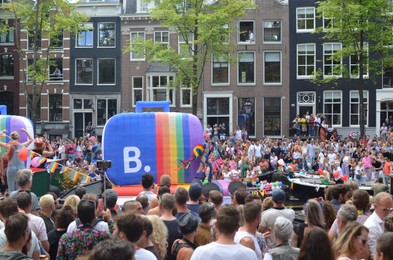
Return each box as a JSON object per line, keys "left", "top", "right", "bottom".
{"left": 138, "top": 191, "right": 157, "bottom": 202}
{"left": 0, "top": 227, "right": 40, "bottom": 257}
{"left": 190, "top": 242, "right": 257, "bottom": 260}
{"left": 254, "top": 145, "right": 262, "bottom": 158}
{"left": 234, "top": 230, "right": 262, "bottom": 260}
{"left": 67, "top": 219, "right": 109, "bottom": 233}
{"left": 27, "top": 213, "right": 48, "bottom": 242}
{"left": 135, "top": 248, "right": 157, "bottom": 260}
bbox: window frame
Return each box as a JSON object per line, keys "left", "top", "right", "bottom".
{"left": 49, "top": 58, "right": 63, "bottom": 81}
{"left": 323, "top": 42, "right": 342, "bottom": 78}
{"left": 350, "top": 90, "right": 368, "bottom": 127}
{"left": 132, "top": 76, "right": 144, "bottom": 107}
{"left": 76, "top": 22, "right": 94, "bottom": 48}
{"left": 154, "top": 31, "right": 169, "bottom": 48}
{"left": 97, "top": 58, "right": 116, "bottom": 85}
{"left": 323, "top": 90, "right": 342, "bottom": 127}
{"left": 178, "top": 33, "right": 194, "bottom": 57}
{"left": 96, "top": 98, "right": 117, "bottom": 126}
{"left": 97, "top": 22, "right": 116, "bottom": 48}
{"left": 349, "top": 43, "right": 369, "bottom": 79}
{"left": 147, "top": 74, "right": 176, "bottom": 106}
{"left": 48, "top": 94, "right": 63, "bottom": 122}
{"left": 263, "top": 20, "right": 281, "bottom": 43}
{"left": 237, "top": 51, "right": 255, "bottom": 85}
{"left": 296, "top": 7, "right": 315, "bottom": 33}
{"left": 211, "top": 54, "right": 230, "bottom": 86}
{"left": 296, "top": 43, "right": 316, "bottom": 79}
{"left": 263, "top": 51, "right": 282, "bottom": 85}
{"left": 0, "top": 28, "right": 14, "bottom": 45}
{"left": 130, "top": 31, "right": 146, "bottom": 61}
{"left": 180, "top": 87, "right": 192, "bottom": 107}
{"left": 263, "top": 97, "right": 282, "bottom": 137}
{"left": 75, "top": 58, "right": 93, "bottom": 85}
{"left": 0, "top": 53, "right": 14, "bottom": 78}
{"left": 238, "top": 20, "right": 255, "bottom": 44}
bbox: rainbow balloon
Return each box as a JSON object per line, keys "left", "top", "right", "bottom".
{"left": 0, "top": 115, "right": 34, "bottom": 154}
{"left": 103, "top": 112, "right": 203, "bottom": 186}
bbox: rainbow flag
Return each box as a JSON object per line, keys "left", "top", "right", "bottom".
{"left": 60, "top": 166, "right": 69, "bottom": 173}
{"left": 29, "top": 151, "right": 35, "bottom": 159}
{"left": 70, "top": 171, "right": 79, "bottom": 182}
{"left": 81, "top": 175, "right": 91, "bottom": 184}
{"left": 49, "top": 162, "right": 58, "bottom": 173}
{"left": 38, "top": 156, "right": 47, "bottom": 165}
{"left": 290, "top": 182, "right": 294, "bottom": 190}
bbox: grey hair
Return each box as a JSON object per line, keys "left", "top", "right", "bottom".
{"left": 15, "top": 169, "right": 33, "bottom": 187}
{"left": 337, "top": 204, "right": 358, "bottom": 223}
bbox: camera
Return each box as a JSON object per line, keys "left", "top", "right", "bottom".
{"left": 96, "top": 160, "right": 112, "bottom": 169}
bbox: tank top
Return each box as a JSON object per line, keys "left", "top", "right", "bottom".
{"left": 234, "top": 230, "right": 262, "bottom": 260}
{"left": 8, "top": 144, "right": 24, "bottom": 168}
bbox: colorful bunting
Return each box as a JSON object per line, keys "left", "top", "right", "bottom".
{"left": 29, "top": 150, "right": 35, "bottom": 159}
{"left": 38, "top": 156, "right": 47, "bottom": 165}
{"left": 81, "top": 175, "right": 91, "bottom": 184}
{"left": 60, "top": 166, "right": 69, "bottom": 173}
{"left": 70, "top": 171, "right": 80, "bottom": 182}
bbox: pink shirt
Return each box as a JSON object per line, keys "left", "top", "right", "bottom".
{"left": 362, "top": 155, "right": 372, "bottom": 169}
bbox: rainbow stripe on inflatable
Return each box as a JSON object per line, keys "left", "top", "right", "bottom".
{"left": 0, "top": 115, "right": 34, "bottom": 154}
{"left": 103, "top": 112, "right": 203, "bottom": 186}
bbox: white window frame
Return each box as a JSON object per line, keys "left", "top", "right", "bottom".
{"left": 180, "top": 87, "right": 192, "bottom": 107}
{"left": 75, "top": 58, "right": 93, "bottom": 86}
{"left": 211, "top": 54, "right": 230, "bottom": 86}
{"left": 132, "top": 76, "right": 144, "bottom": 107}
{"left": 237, "top": 51, "right": 255, "bottom": 85}
{"left": 178, "top": 33, "right": 194, "bottom": 56}
{"left": 350, "top": 90, "right": 369, "bottom": 127}
{"left": 323, "top": 43, "right": 342, "bottom": 78}
{"left": 349, "top": 43, "right": 369, "bottom": 79}
{"left": 0, "top": 28, "right": 14, "bottom": 45}
{"left": 154, "top": 31, "right": 169, "bottom": 48}
{"left": 130, "top": 32, "right": 145, "bottom": 61}
{"left": 136, "top": 0, "right": 156, "bottom": 13}
{"left": 97, "top": 58, "right": 116, "bottom": 85}
{"left": 323, "top": 90, "right": 342, "bottom": 127}
{"left": 263, "top": 51, "right": 282, "bottom": 85}
{"left": 76, "top": 22, "right": 94, "bottom": 48}
{"left": 97, "top": 22, "right": 116, "bottom": 48}
{"left": 96, "top": 98, "right": 118, "bottom": 126}
{"left": 238, "top": 20, "right": 255, "bottom": 44}
{"left": 147, "top": 74, "right": 176, "bottom": 106}
{"left": 263, "top": 20, "right": 281, "bottom": 44}
{"left": 203, "top": 92, "right": 233, "bottom": 135}
{"left": 296, "top": 7, "right": 315, "bottom": 33}
{"left": 297, "top": 43, "right": 316, "bottom": 79}
{"left": 323, "top": 15, "right": 334, "bottom": 30}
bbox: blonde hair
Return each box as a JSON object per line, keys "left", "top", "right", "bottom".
{"left": 10, "top": 131, "right": 19, "bottom": 141}
{"left": 39, "top": 194, "right": 55, "bottom": 211}
{"left": 146, "top": 215, "right": 168, "bottom": 260}
{"left": 64, "top": 195, "right": 80, "bottom": 216}
{"left": 333, "top": 222, "right": 368, "bottom": 257}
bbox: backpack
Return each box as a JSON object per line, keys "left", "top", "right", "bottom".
{"left": 75, "top": 217, "right": 105, "bottom": 229}
{"left": 171, "top": 238, "right": 196, "bottom": 260}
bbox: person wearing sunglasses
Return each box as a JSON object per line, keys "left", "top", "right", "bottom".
{"left": 333, "top": 221, "right": 369, "bottom": 260}
{"left": 365, "top": 192, "right": 393, "bottom": 258}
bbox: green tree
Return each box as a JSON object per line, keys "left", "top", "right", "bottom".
{"left": 316, "top": 0, "right": 393, "bottom": 137}
{"left": 1, "top": 0, "right": 88, "bottom": 125}
{"left": 127, "top": 0, "right": 253, "bottom": 115}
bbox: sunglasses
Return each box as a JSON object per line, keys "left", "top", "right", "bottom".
{"left": 357, "top": 236, "right": 368, "bottom": 246}
{"left": 382, "top": 207, "right": 393, "bottom": 212}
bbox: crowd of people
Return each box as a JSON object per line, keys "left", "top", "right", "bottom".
{"left": 0, "top": 170, "right": 391, "bottom": 260}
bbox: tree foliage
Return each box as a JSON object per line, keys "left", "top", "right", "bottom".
{"left": 315, "top": 0, "right": 393, "bottom": 137}
{"left": 126, "top": 0, "right": 253, "bottom": 114}
{"left": 1, "top": 0, "right": 88, "bottom": 125}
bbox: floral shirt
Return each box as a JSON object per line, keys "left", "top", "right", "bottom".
{"left": 56, "top": 226, "right": 111, "bottom": 260}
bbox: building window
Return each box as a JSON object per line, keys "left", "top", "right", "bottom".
{"left": 212, "top": 55, "right": 229, "bottom": 85}
{"left": 98, "top": 59, "right": 115, "bottom": 85}
{"left": 296, "top": 7, "right": 315, "bottom": 32}
{"left": 154, "top": 31, "right": 169, "bottom": 49}
{"left": 76, "top": 59, "right": 93, "bottom": 85}
{"left": 28, "top": 31, "right": 41, "bottom": 50}
{"left": 130, "top": 32, "right": 145, "bottom": 61}
{"left": 349, "top": 44, "right": 368, "bottom": 78}
{"left": 206, "top": 97, "right": 230, "bottom": 131}
{"left": 137, "top": 0, "right": 156, "bottom": 13}
{"left": 51, "top": 31, "right": 63, "bottom": 49}
{"left": 383, "top": 66, "right": 393, "bottom": 88}
{"left": 49, "top": 59, "right": 63, "bottom": 81}
{"left": 180, "top": 87, "right": 191, "bottom": 107}
{"left": 178, "top": 33, "right": 194, "bottom": 56}
{"left": 0, "top": 28, "right": 14, "bottom": 44}
{"left": 350, "top": 91, "right": 368, "bottom": 126}
{"left": 77, "top": 23, "right": 93, "bottom": 48}
{"left": 132, "top": 76, "right": 143, "bottom": 106}
{"left": 297, "top": 43, "right": 315, "bottom": 78}
{"left": 0, "top": 54, "right": 13, "bottom": 77}
{"left": 323, "top": 15, "right": 334, "bottom": 30}
{"left": 98, "top": 22, "right": 115, "bottom": 47}
{"left": 238, "top": 98, "right": 255, "bottom": 137}
{"left": 238, "top": 21, "right": 254, "bottom": 43}
{"left": 263, "top": 20, "right": 281, "bottom": 43}
{"left": 264, "top": 51, "right": 281, "bottom": 84}
{"left": 264, "top": 97, "right": 281, "bottom": 136}
{"left": 147, "top": 75, "right": 175, "bottom": 105}
{"left": 238, "top": 52, "right": 255, "bottom": 84}
{"left": 97, "top": 99, "right": 117, "bottom": 126}
{"left": 49, "top": 94, "right": 62, "bottom": 121}
{"left": 323, "top": 43, "right": 342, "bottom": 77}
{"left": 323, "top": 91, "right": 342, "bottom": 126}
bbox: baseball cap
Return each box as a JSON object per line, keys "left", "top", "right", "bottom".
{"left": 188, "top": 184, "right": 202, "bottom": 201}
{"left": 178, "top": 212, "right": 200, "bottom": 235}
{"left": 271, "top": 188, "right": 286, "bottom": 203}
{"left": 274, "top": 216, "right": 293, "bottom": 241}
